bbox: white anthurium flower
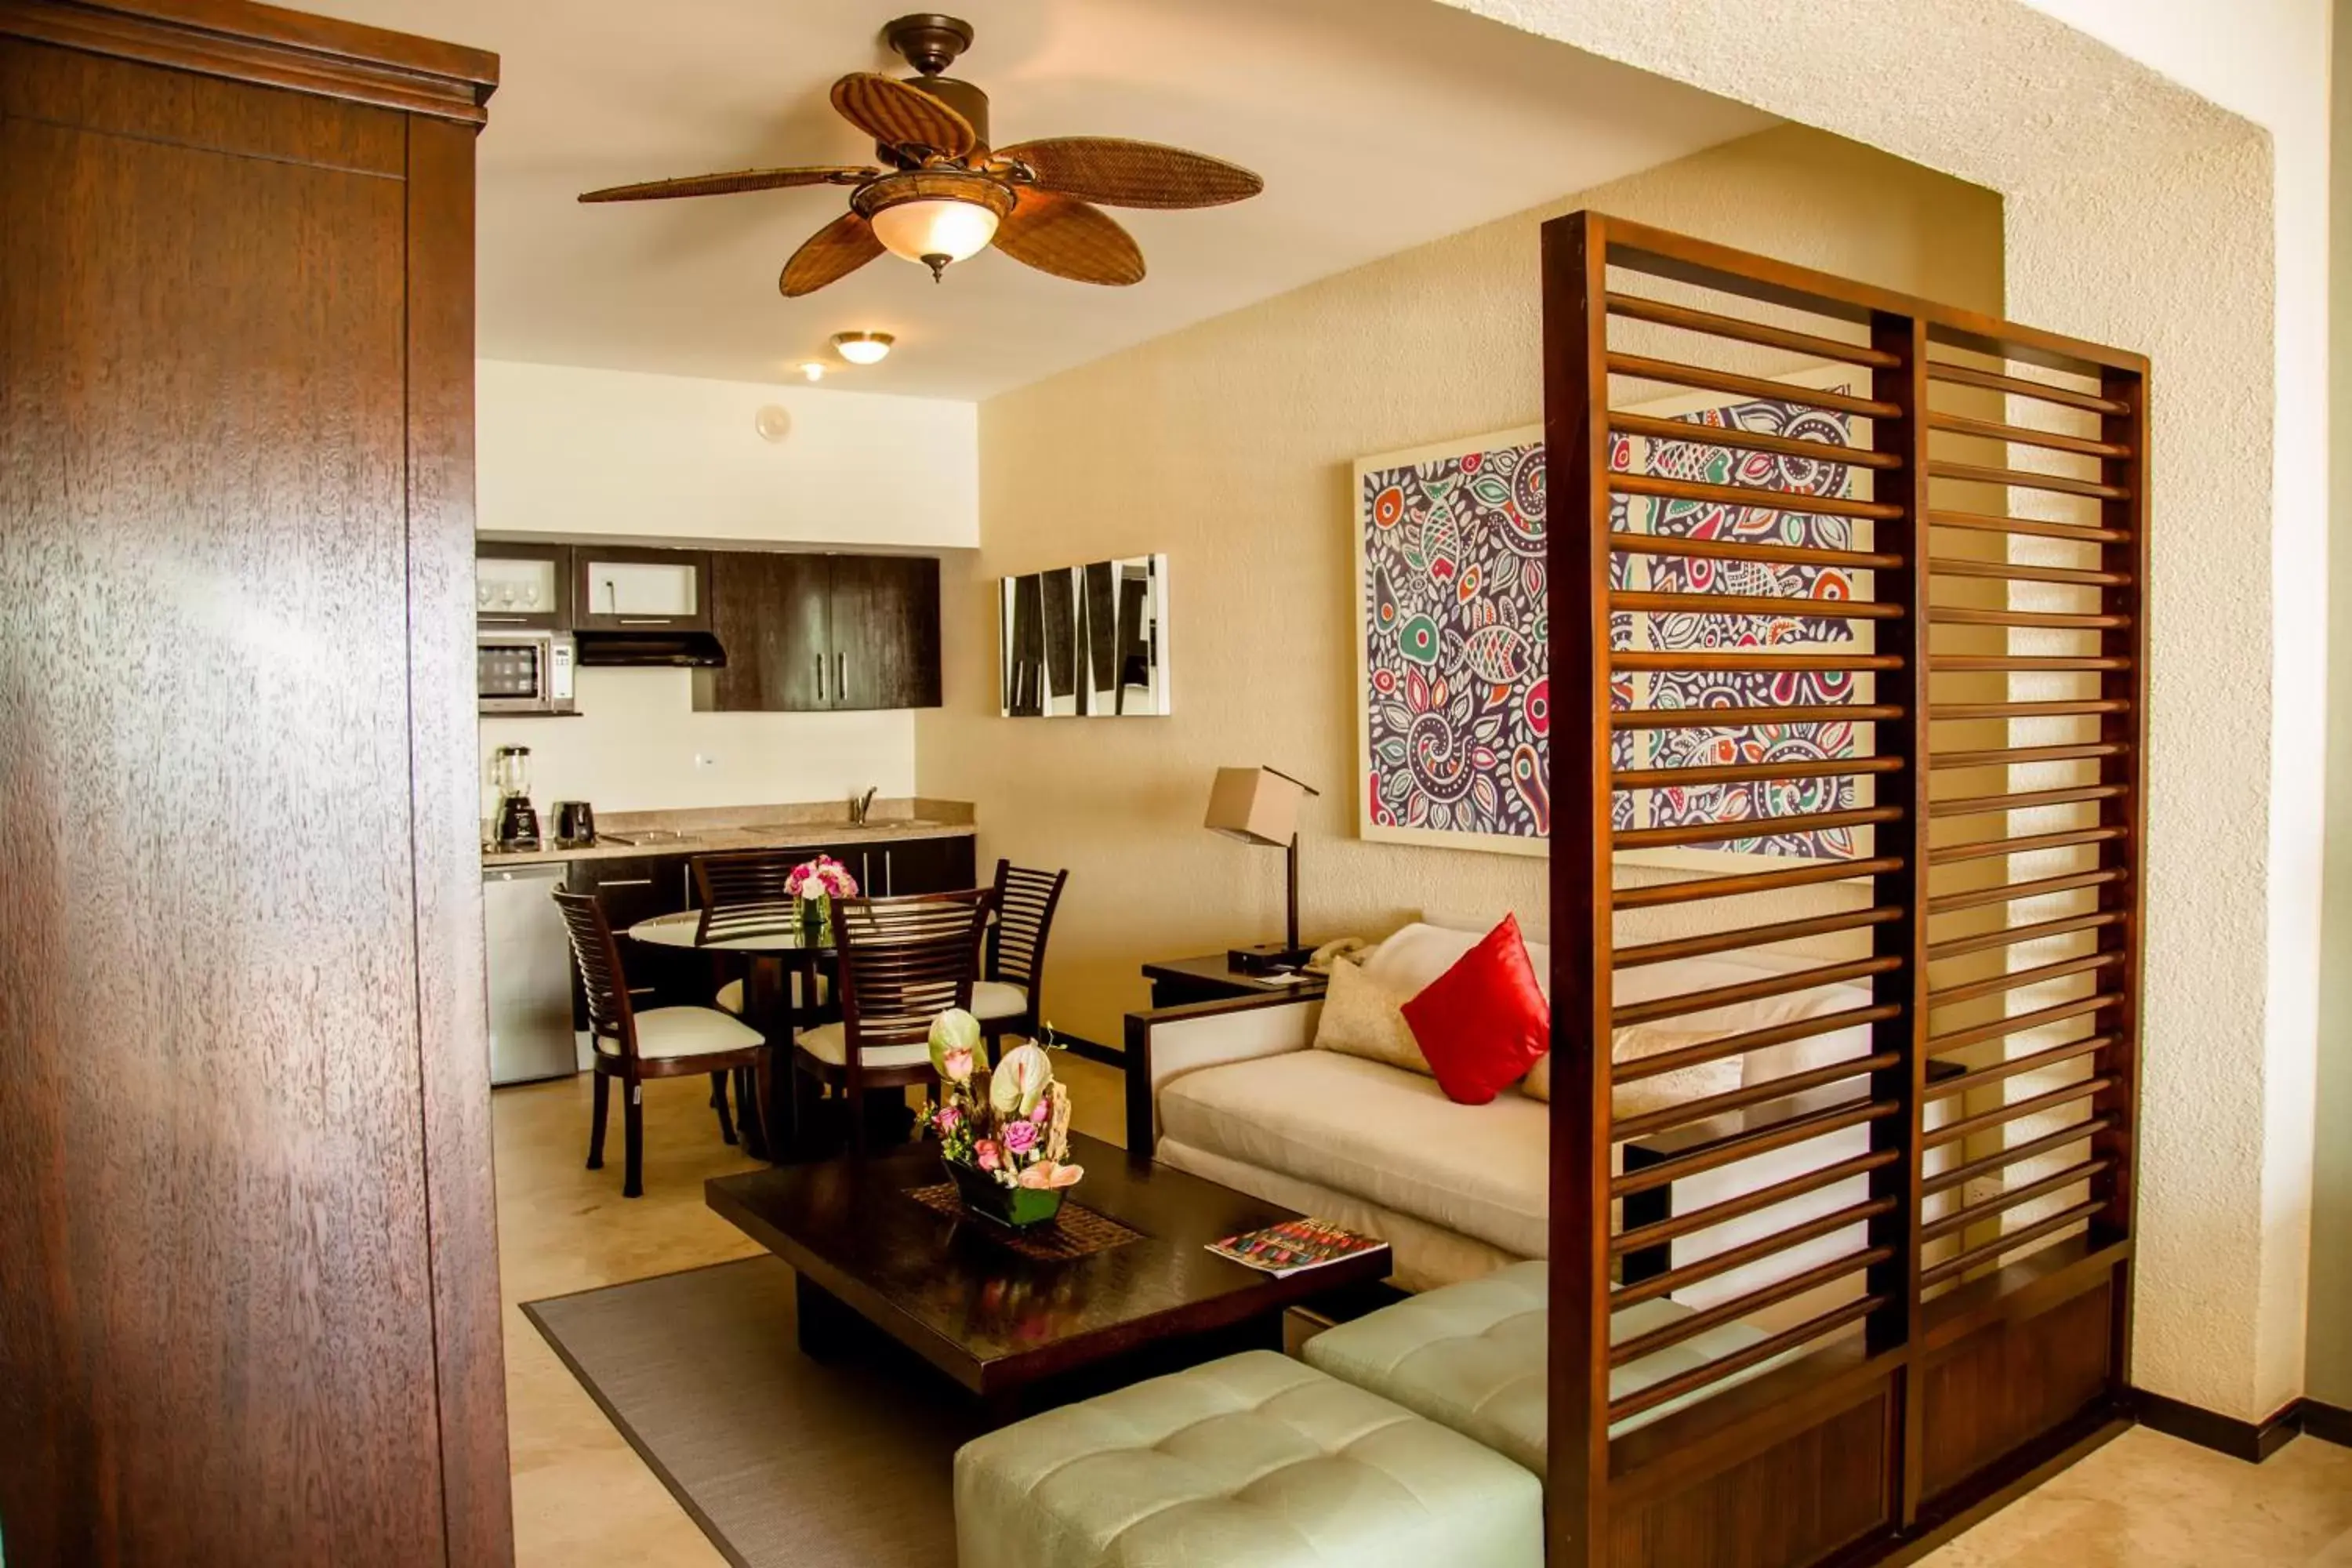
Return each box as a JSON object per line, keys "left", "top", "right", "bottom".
{"left": 928, "top": 1008, "right": 982, "bottom": 1085}
{"left": 989, "top": 1041, "right": 1053, "bottom": 1117}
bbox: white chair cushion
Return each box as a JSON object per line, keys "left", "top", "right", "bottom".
{"left": 596, "top": 1006, "right": 763, "bottom": 1062}
{"left": 715, "top": 975, "right": 824, "bottom": 1016}
{"left": 953, "top": 1350, "right": 1542, "bottom": 1568}
{"left": 971, "top": 979, "right": 1028, "bottom": 1022}
{"left": 1157, "top": 1050, "right": 1549, "bottom": 1260}
{"left": 1301, "top": 1259, "right": 1784, "bottom": 1465}
{"left": 793, "top": 1020, "right": 931, "bottom": 1071}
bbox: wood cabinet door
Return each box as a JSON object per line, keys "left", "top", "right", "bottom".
{"left": 695, "top": 551, "right": 830, "bottom": 712}
{"left": 0, "top": 17, "right": 507, "bottom": 1567}
{"left": 828, "top": 555, "right": 941, "bottom": 710}
{"left": 882, "top": 835, "right": 977, "bottom": 895}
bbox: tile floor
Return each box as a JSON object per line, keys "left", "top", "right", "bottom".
{"left": 492, "top": 1062, "right": 2351, "bottom": 1566}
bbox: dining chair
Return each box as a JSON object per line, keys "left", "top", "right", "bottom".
{"left": 690, "top": 851, "right": 824, "bottom": 1146}
{"left": 554, "top": 890, "right": 771, "bottom": 1199}
{"left": 789, "top": 888, "right": 992, "bottom": 1157}
{"left": 972, "top": 859, "right": 1069, "bottom": 1061}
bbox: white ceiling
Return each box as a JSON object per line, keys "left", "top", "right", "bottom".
{"left": 307, "top": 0, "right": 1772, "bottom": 399}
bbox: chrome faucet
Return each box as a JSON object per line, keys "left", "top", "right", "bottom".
{"left": 849, "top": 786, "right": 878, "bottom": 826}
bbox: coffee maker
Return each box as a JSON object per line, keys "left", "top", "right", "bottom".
{"left": 492, "top": 745, "right": 540, "bottom": 851}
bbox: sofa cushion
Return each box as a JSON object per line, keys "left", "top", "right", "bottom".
{"left": 1365, "top": 920, "right": 1551, "bottom": 1000}
{"left": 1301, "top": 1260, "right": 1784, "bottom": 1468}
{"left": 1157, "top": 1050, "right": 1548, "bottom": 1260}
{"left": 953, "top": 1350, "right": 1542, "bottom": 1568}
{"left": 1311, "top": 960, "right": 1428, "bottom": 1076}
{"left": 1399, "top": 916, "right": 1549, "bottom": 1105}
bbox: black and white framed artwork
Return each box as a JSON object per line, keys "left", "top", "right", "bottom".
{"left": 999, "top": 554, "right": 1171, "bottom": 717}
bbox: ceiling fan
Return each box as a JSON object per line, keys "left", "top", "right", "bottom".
{"left": 578, "top": 13, "right": 1265, "bottom": 296}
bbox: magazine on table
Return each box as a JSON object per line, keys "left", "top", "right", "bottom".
{"left": 1207, "top": 1218, "right": 1385, "bottom": 1277}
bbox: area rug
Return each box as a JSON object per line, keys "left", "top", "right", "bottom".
{"left": 523, "top": 1257, "right": 982, "bottom": 1568}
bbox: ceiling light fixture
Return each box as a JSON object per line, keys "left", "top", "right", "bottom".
{"left": 832, "top": 331, "right": 895, "bottom": 365}
{"left": 851, "top": 171, "right": 1012, "bottom": 281}
{"left": 797, "top": 361, "right": 826, "bottom": 383}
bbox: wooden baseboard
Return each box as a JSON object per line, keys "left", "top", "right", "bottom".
{"left": 2303, "top": 1399, "right": 2352, "bottom": 1449}
{"left": 2133, "top": 1388, "right": 2350, "bottom": 1461}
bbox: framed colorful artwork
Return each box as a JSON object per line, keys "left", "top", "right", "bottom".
{"left": 1354, "top": 423, "right": 1550, "bottom": 858}
{"left": 1352, "top": 363, "right": 1876, "bottom": 866}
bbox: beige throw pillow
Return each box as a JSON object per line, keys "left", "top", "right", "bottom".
{"left": 1311, "top": 960, "right": 1431, "bottom": 1076}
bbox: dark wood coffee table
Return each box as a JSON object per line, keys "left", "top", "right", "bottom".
{"left": 705, "top": 1131, "right": 1392, "bottom": 1414}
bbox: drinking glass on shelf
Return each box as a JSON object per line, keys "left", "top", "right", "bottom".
{"left": 521, "top": 583, "right": 541, "bottom": 608}
{"left": 476, "top": 583, "right": 492, "bottom": 608}
{"left": 499, "top": 583, "right": 518, "bottom": 609}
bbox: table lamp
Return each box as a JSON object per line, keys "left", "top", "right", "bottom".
{"left": 1203, "top": 765, "right": 1320, "bottom": 975}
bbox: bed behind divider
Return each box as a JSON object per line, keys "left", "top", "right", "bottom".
{"left": 1544, "top": 212, "right": 2147, "bottom": 1568}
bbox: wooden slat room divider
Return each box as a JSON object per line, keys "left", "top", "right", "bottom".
{"left": 1543, "top": 212, "right": 2147, "bottom": 1567}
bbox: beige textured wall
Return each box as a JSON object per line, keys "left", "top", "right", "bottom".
{"left": 2310, "top": 0, "right": 2352, "bottom": 1410}
{"left": 916, "top": 125, "right": 2002, "bottom": 1047}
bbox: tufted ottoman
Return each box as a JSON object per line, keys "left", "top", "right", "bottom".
{"left": 1301, "top": 1259, "right": 1791, "bottom": 1470}
{"left": 952, "top": 1349, "right": 1542, "bottom": 1568}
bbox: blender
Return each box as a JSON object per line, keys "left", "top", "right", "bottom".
{"left": 492, "top": 745, "right": 541, "bottom": 851}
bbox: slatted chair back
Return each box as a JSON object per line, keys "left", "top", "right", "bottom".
{"left": 985, "top": 860, "right": 1069, "bottom": 1000}
{"left": 553, "top": 889, "right": 636, "bottom": 1059}
{"left": 834, "top": 889, "right": 993, "bottom": 1052}
{"left": 691, "top": 851, "right": 800, "bottom": 946}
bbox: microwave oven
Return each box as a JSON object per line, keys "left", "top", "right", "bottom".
{"left": 477, "top": 630, "right": 576, "bottom": 716}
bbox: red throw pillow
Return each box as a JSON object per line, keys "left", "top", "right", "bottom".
{"left": 1399, "top": 916, "right": 1552, "bottom": 1105}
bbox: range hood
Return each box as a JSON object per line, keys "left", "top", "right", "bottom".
{"left": 572, "top": 629, "right": 728, "bottom": 668}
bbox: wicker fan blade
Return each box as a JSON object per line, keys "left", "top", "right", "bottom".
{"left": 830, "top": 72, "right": 977, "bottom": 161}
{"left": 992, "top": 191, "right": 1145, "bottom": 286}
{"left": 579, "top": 165, "right": 876, "bottom": 202}
{"left": 996, "top": 137, "right": 1261, "bottom": 209}
{"left": 780, "top": 210, "right": 885, "bottom": 297}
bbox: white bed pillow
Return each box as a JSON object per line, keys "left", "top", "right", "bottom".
{"left": 1310, "top": 959, "right": 1432, "bottom": 1076}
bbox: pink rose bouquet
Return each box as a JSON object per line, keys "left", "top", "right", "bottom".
{"left": 782, "top": 854, "right": 858, "bottom": 902}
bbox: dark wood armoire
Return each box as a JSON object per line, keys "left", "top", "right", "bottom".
{"left": 0, "top": 3, "right": 509, "bottom": 1563}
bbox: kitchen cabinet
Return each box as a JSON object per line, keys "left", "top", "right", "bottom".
{"left": 695, "top": 552, "right": 940, "bottom": 713}
{"left": 856, "top": 833, "right": 975, "bottom": 897}
{"left": 476, "top": 539, "right": 572, "bottom": 630}
{"left": 573, "top": 545, "right": 712, "bottom": 632}
{"left": 696, "top": 551, "right": 830, "bottom": 710}
{"left": 830, "top": 555, "right": 941, "bottom": 710}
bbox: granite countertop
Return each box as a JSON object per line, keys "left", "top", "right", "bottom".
{"left": 481, "top": 798, "right": 975, "bottom": 868}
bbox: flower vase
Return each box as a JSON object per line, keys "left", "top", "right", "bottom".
{"left": 945, "top": 1156, "right": 1065, "bottom": 1229}
{"left": 798, "top": 894, "right": 831, "bottom": 948}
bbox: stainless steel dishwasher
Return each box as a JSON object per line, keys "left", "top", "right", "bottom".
{"left": 483, "top": 861, "right": 579, "bottom": 1086}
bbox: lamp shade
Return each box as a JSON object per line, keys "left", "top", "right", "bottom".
{"left": 1204, "top": 766, "right": 1306, "bottom": 847}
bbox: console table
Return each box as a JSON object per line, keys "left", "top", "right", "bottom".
{"left": 1140, "top": 953, "right": 1328, "bottom": 1008}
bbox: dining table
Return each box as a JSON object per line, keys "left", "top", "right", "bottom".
{"left": 624, "top": 908, "right": 837, "bottom": 1161}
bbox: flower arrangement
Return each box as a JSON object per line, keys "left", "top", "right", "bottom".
{"left": 782, "top": 854, "right": 858, "bottom": 943}
{"left": 927, "top": 1010, "right": 1083, "bottom": 1227}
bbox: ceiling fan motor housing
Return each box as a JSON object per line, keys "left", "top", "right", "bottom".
{"left": 879, "top": 13, "right": 989, "bottom": 158}
{"left": 884, "top": 13, "right": 973, "bottom": 75}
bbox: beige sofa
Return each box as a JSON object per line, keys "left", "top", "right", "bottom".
{"left": 1125, "top": 920, "right": 1892, "bottom": 1294}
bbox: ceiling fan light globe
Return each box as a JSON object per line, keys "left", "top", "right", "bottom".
{"left": 831, "top": 332, "right": 895, "bottom": 365}
{"left": 869, "top": 198, "right": 999, "bottom": 271}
